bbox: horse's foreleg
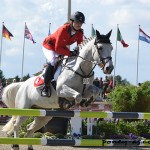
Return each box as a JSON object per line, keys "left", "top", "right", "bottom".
{"left": 80, "top": 85, "right": 100, "bottom": 107}
{"left": 12, "top": 116, "right": 28, "bottom": 150}
{"left": 83, "top": 85, "right": 100, "bottom": 99}
{"left": 26, "top": 116, "right": 53, "bottom": 150}
{"left": 58, "top": 84, "right": 82, "bottom": 103}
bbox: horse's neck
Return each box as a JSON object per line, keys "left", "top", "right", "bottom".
{"left": 78, "top": 61, "right": 93, "bottom": 75}
{"left": 74, "top": 43, "right": 94, "bottom": 75}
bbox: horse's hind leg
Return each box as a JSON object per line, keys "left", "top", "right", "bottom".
{"left": 26, "top": 116, "right": 53, "bottom": 150}
{"left": 12, "top": 116, "right": 28, "bottom": 150}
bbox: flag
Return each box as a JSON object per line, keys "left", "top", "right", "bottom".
{"left": 91, "top": 25, "right": 96, "bottom": 36}
{"left": 2, "top": 25, "right": 13, "bottom": 40}
{"left": 117, "top": 28, "right": 129, "bottom": 47}
{"left": 24, "top": 24, "right": 36, "bottom": 43}
{"left": 139, "top": 28, "right": 150, "bottom": 44}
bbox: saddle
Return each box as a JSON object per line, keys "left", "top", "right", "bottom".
{"left": 34, "top": 75, "right": 45, "bottom": 87}
{"left": 34, "top": 58, "right": 63, "bottom": 89}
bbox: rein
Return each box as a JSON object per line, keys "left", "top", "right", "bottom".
{"left": 61, "top": 55, "right": 96, "bottom": 78}
{"left": 59, "top": 37, "right": 112, "bottom": 95}
{"left": 61, "top": 55, "right": 96, "bottom": 96}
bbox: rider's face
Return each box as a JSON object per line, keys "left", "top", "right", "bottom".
{"left": 72, "top": 20, "right": 83, "bottom": 30}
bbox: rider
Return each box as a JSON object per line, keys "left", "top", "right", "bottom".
{"left": 42, "top": 11, "right": 85, "bottom": 97}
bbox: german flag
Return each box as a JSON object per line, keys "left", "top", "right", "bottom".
{"left": 2, "top": 25, "right": 13, "bottom": 40}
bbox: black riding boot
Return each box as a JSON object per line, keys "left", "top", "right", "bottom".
{"left": 41, "top": 64, "right": 54, "bottom": 97}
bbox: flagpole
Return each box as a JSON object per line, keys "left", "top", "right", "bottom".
{"left": 91, "top": 24, "right": 93, "bottom": 36}
{"left": 68, "top": 0, "right": 71, "bottom": 21}
{"left": 113, "top": 24, "right": 119, "bottom": 88}
{"left": 136, "top": 25, "right": 140, "bottom": 86}
{"left": 0, "top": 22, "right": 4, "bottom": 70}
{"left": 21, "top": 22, "right": 26, "bottom": 80}
{"left": 48, "top": 23, "right": 51, "bottom": 36}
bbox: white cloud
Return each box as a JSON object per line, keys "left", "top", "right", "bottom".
{"left": 5, "top": 47, "right": 20, "bottom": 56}
{"left": 109, "top": 9, "right": 132, "bottom": 27}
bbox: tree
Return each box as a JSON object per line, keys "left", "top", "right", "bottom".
{"left": 14, "top": 75, "right": 21, "bottom": 82}
{"left": 22, "top": 74, "right": 30, "bottom": 81}
{"left": 0, "top": 70, "right": 5, "bottom": 86}
{"left": 115, "top": 75, "right": 130, "bottom": 85}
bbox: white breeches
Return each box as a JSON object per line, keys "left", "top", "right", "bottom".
{"left": 42, "top": 46, "right": 59, "bottom": 66}
{"left": 42, "top": 46, "right": 62, "bottom": 81}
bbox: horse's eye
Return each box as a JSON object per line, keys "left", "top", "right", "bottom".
{"left": 97, "top": 44, "right": 103, "bottom": 50}
{"left": 99, "top": 46, "right": 103, "bottom": 50}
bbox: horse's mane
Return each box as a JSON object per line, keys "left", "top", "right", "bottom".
{"left": 78, "top": 36, "right": 95, "bottom": 50}
{"left": 64, "top": 36, "right": 95, "bottom": 67}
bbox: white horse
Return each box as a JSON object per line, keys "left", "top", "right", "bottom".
{"left": 2, "top": 30, "right": 114, "bottom": 150}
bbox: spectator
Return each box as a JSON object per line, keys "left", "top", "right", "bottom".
{"left": 99, "top": 77, "right": 103, "bottom": 96}
{"left": 5, "top": 80, "right": 9, "bottom": 87}
{"left": 0, "top": 79, "right": 3, "bottom": 100}
{"left": 93, "top": 77, "right": 100, "bottom": 88}
{"left": 109, "top": 76, "right": 113, "bottom": 89}
{"left": 102, "top": 76, "right": 109, "bottom": 99}
{"left": 138, "top": 83, "right": 141, "bottom": 87}
{"left": 99, "top": 77, "right": 103, "bottom": 89}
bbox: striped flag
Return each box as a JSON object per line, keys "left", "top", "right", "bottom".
{"left": 117, "top": 28, "right": 129, "bottom": 47}
{"left": 139, "top": 28, "right": 150, "bottom": 44}
{"left": 2, "top": 25, "right": 13, "bottom": 40}
{"left": 24, "top": 24, "right": 36, "bottom": 43}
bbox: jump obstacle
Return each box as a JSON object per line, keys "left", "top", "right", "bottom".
{"left": 0, "top": 138, "right": 150, "bottom": 147}
{"left": 0, "top": 108, "right": 150, "bottom": 147}
{"left": 0, "top": 108, "right": 150, "bottom": 119}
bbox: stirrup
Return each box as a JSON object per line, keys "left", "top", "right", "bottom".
{"left": 41, "top": 86, "right": 51, "bottom": 97}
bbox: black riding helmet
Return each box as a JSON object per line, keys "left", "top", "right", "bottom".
{"left": 70, "top": 11, "right": 85, "bottom": 23}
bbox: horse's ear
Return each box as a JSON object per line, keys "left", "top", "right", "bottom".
{"left": 106, "top": 30, "right": 112, "bottom": 38}
{"left": 96, "top": 30, "right": 101, "bottom": 37}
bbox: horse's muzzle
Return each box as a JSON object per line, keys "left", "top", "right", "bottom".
{"left": 103, "top": 65, "right": 114, "bottom": 74}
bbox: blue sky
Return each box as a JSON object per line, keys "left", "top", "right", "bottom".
{"left": 0, "top": 0, "right": 150, "bottom": 85}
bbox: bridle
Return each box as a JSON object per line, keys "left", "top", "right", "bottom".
{"left": 61, "top": 37, "right": 112, "bottom": 77}
{"left": 95, "top": 42, "right": 112, "bottom": 70}
{"left": 60, "top": 37, "right": 112, "bottom": 95}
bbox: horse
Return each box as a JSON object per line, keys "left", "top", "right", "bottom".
{"left": 2, "top": 30, "right": 114, "bottom": 150}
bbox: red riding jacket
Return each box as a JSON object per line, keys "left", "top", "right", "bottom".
{"left": 43, "top": 23, "right": 83, "bottom": 56}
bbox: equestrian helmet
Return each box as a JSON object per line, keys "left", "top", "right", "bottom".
{"left": 70, "top": 11, "right": 85, "bottom": 23}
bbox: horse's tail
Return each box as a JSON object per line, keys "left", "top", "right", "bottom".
{"left": 2, "top": 115, "right": 17, "bottom": 135}
{"left": 2, "top": 82, "right": 23, "bottom": 108}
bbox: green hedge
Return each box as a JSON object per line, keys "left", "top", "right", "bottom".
{"left": 109, "top": 81, "right": 150, "bottom": 112}
{"left": 83, "top": 120, "right": 150, "bottom": 139}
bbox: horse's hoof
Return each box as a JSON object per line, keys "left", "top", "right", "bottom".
{"left": 11, "top": 144, "right": 19, "bottom": 150}
{"left": 85, "top": 101, "right": 89, "bottom": 107}
{"left": 79, "top": 99, "right": 86, "bottom": 107}
{"left": 28, "top": 147, "right": 33, "bottom": 150}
